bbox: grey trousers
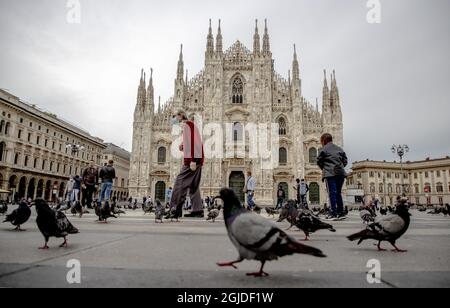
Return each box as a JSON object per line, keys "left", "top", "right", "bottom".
{"left": 170, "top": 165, "right": 203, "bottom": 213}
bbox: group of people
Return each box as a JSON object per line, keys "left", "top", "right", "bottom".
{"left": 63, "top": 160, "right": 117, "bottom": 211}
{"left": 163, "top": 109, "right": 348, "bottom": 221}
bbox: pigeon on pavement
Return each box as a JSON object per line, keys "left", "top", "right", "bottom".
{"left": 154, "top": 200, "right": 165, "bottom": 223}
{"left": 265, "top": 207, "right": 279, "bottom": 218}
{"left": 277, "top": 200, "right": 299, "bottom": 230}
{"left": 295, "top": 209, "right": 336, "bottom": 241}
{"left": 0, "top": 202, "right": 8, "bottom": 215}
{"left": 207, "top": 209, "right": 220, "bottom": 223}
{"left": 95, "top": 203, "right": 117, "bottom": 223}
{"left": 3, "top": 200, "right": 31, "bottom": 231}
{"left": 34, "top": 199, "right": 79, "bottom": 249}
{"left": 348, "top": 198, "right": 411, "bottom": 252}
{"left": 215, "top": 188, "right": 326, "bottom": 277}
{"left": 360, "top": 206, "right": 376, "bottom": 224}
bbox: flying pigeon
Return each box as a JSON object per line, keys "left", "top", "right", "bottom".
{"left": 207, "top": 209, "right": 220, "bottom": 223}
{"left": 216, "top": 188, "right": 326, "bottom": 277}
{"left": 154, "top": 200, "right": 165, "bottom": 223}
{"left": 34, "top": 199, "right": 79, "bottom": 249}
{"left": 295, "top": 209, "right": 336, "bottom": 241}
{"left": 348, "top": 198, "right": 411, "bottom": 252}
{"left": 3, "top": 200, "right": 31, "bottom": 231}
{"left": 0, "top": 202, "right": 8, "bottom": 215}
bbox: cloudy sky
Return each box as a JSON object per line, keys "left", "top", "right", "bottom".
{"left": 0, "top": 0, "right": 449, "bottom": 163}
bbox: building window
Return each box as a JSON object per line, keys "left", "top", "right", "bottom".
{"left": 232, "top": 122, "right": 243, "bottom": 142}
{"left": 370, "top": 183, "right": 376, "bottom": 193}
{"left": 0, "top": 120, "right": 4, "bottom": 133}
{"left": 369, "top": 171, "right": 374, "bottom": 178}
{"left": 157, "top": 147, "right": 167, "bottom": 164}
{"left": 425, "top": 172, "right": 429, "bottom": 178}
{"left": 309, "top": 147, "right": 317, "bottom": 164}
{"left": 415, "top": 197, "right": 420, "bottom": 205}
{"left": 231, "top": 77, "right": 244, "bottom": 104}
{"left": 387, "top": 172, "right": 391, "bottom": 179}
{"left": 24, "top": 156, "right": 29, "bottom": 167}
{"left": 34, "top": 158, "right": 38, "bottom": 169}
{"left": 414, "top": 172, "right": 418, "bottom": 179}
{"left": 379, "top": 183, "right": 384, "bottom": 193}
{"left": 436, "top": 170, "right": 441, "bottom": 177}
{"left": 14, "top": 153, "right": 20, "bottom": 165}
{"left": 424, "top": 183, "right": 431, "bottom": 194}
{"left": 414, "top": 184, "right": 420, "bottom": 194}
{"left": 278, "top": 117, "right": 287, "bottom": 135}
{"left": 18, "top": 129, "right": 22, "bottom": 139}
{"left": 0, "top": 142, "right": 5, "bottom": 162}
{"left": 436, "top": 183, "right": 444, "bottom": 193}
{"left": 388, "top": 184, "right": 393, "bottom": 193}
{"left": 279, "top": 147, "right": 287, "bottom": 166}
{"left": 42, "top": 160, "right": 46, "bottom": 170}
{"left": 396, "top": 184, "right": 401, "bottom": 194}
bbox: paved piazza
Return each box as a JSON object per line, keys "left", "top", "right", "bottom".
{"left": 0, "top": 204, "right": 449, "bottom": 288}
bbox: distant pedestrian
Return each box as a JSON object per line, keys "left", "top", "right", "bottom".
{"left": 98, "top": 160, "right": 116, "bottom": 208}
{"left": 245, "top": 171, "right": 256, "bottom": 210}
{"left": 299, "top": 179, "right": 310, "bottom": 209}
{"left": 317, "top": 133, "right": 348, "bottom": 219}
{"left": 81, "top": 160, "right": 98, "bottom": 209}
{"left": 166, "top": 187, "right": 173, "bottom": 205}
{"left": 276, "top": 185, "right": 285, "bottom": 209}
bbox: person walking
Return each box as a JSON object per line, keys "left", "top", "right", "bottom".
{"left": 245, "top": 171, "right": 256, "bottom": 211}
{"left": 81, "top": 160, "right": 98, "bottom": 209}
{"left": 64, "top": 177, "right": 75, "bottom": 203}
{"left": 299, "top": 179, "right": 310, "bottom": 209}
{"left": 167, "top": 110, "right": 204, "bottom": 219}
{"left": 317, "top": 133, "right": 348, "bottom": 220}
{"left": 98, "top": 160, "right": 116, "bottom": 209}
{"left": 166, "top": 187, "right": 173, "bottom": 205}
{"left": 276, "top": 185, "right": 285, "bottom": 209}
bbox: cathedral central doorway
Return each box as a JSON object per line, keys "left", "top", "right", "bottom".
{"left": 229, "top": 171, "right": 245, "bottom": 203}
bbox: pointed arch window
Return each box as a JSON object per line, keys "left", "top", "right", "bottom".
{"left": 233, "top": 122, "right": 243, "bottom": 142}
{"left": 278, "top": 117, "right": 287, "bottom": 135}
{"left": 232, "top": 77, "right": 244, "bottom": 104}
{"left": 157, "top": 147, "right": 167, "bottom": 164}
{"left": 279, "top": 147, "right": 288, "bottom": 166}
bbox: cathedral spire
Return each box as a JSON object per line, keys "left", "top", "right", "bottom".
{"left": 136, "top": 69, "right": 147, "bottom": 110}
{"left": 206, "top": 19, "right": 214, "bottom": 56}
{"left": 322, "top": 69, "right": 330, "bottom": 114}
{"left": 216, "top": 19, "right": 223, "bottom": 55}
{"left": 185, "top": 69, "right": 189, "bottom": 85}
{"left": 262, "top": 19, "right": 271, "bottom": 56}
{"left": 177, "top": 44, "right": 184, "bottom": 81}
{"left": 253, "top": 19, "right": 260, "bottom": 56}
{"left": 292, "top": 44, "right": 300, "bottom": 81}
{"left": 158, "top": 96, "right": 161, "bottom": 113}
{"left": 146, "top": 68, "right": 154, "bottom": 109}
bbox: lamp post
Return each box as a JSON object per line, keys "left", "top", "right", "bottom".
{"left": 66, "top": 143, "right": 85, "bottom": 176}
{"left": 391, "top": 144, "right": 409, "bottom": 195}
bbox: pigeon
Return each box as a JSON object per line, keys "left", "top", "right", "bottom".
{"left": 207, "top": 209, "right": 220, "bottom": 223}
{"left": 278, "top": 200, "right": 299, "bottom": 230}
{"left": 3, "top": 200, "right": 31, "bottom": 231}
{"left": 154, "top": 200, "right": 165, "bottom": 223}
{"left": 70, "top": 201, "right": 84, "bottom": 217}
{"left": 360, "top": 206, "right": 376, "bottom": 224}
{"left": 379, "top": 207, "right": 388, "bottom": 216}
{"left": 0, "top": 202, "right": 8, "bottom": 215}
{"left": 265, "top": 207, "right": 279, "bottom": 218}
{"left": 215, "top": 188, "right": 326, "bottom": 277}
{"left": 143, "top": 203, "right": 154, "bottom": 215}
{"left": 294, "top": 209, "right": 336, "bottom": 241}
{"left": 417, "top": 205, "right": 426, "bottom": 212}
{"left": 33, "top": 199, "right": 79, "bottom": 249}
{"left": 348, "top": 198, "right": 411, "bottom": 252}
{"left": 95, "top": 203, "right": 117, "bottom": 223}
{"left": 445, "top": 204, "right": 450, "bottom": 217}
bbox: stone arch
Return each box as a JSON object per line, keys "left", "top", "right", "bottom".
{"left": 0, "top": 141, "right": 6, "bottom": 162}
{"left": 36, "top": 179, "right": 44, "bottom": 199}
{"left": 27, "top": 178, "right": 36, "bottom": 200}
{"left": 18, "top": 176, "right": 27, "bottom": 199}
{"left": 155, "top": 181, "right": 166, "bottom": 202}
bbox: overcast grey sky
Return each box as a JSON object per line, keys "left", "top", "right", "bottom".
{"left": 0, "top": 0, "right": 449, "bottom": 163}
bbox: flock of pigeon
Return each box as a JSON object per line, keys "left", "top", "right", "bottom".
{"left": 1, "top": 191, "right": 448, "bottom": 277}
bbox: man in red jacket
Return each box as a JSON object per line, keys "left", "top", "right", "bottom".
{"left": 168, "top": 110, "right": 205, "bottom": 219}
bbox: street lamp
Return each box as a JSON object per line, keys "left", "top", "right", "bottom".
{"left": 66, "top": 143, "right": 85, "bottom": 176}
{"left": 391, "top": 144, "right": 409, "bottom": 195}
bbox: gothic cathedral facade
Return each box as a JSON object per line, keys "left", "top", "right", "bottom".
{"left": 129, "top": 20, "right": 343, "bottom": 206}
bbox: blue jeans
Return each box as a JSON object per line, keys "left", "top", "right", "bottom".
{"left": 326, "top": 176, "right": 346, "bottom": 216}
{"left": 247, "top": 191, "right": 255, "bottom": 209}
{"left": 98, "top": 182, "right": 113, "bottom": 206}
